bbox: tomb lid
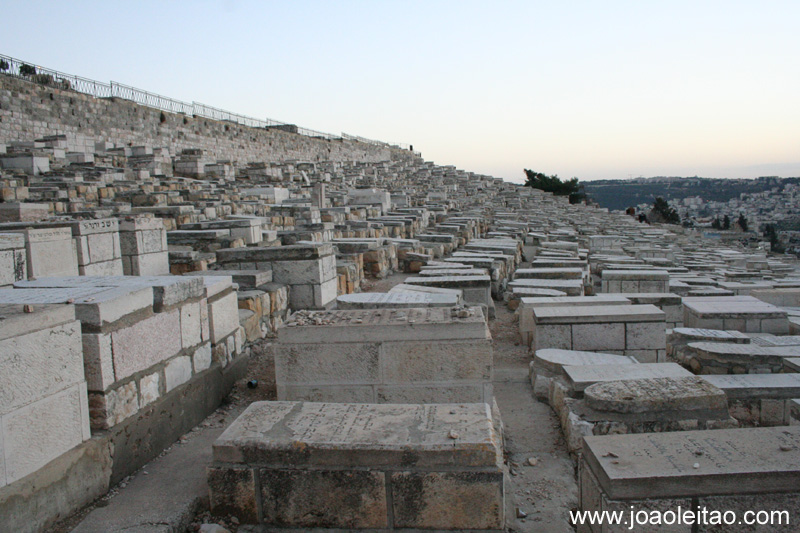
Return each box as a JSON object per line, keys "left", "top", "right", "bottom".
{"left": 532, "top": 304, "right": 665, "bottom": 324}
{"left": 583, "top": 426, "right": 800, "bottom": 500}
{"left": 534, "top": 349, "right": 637, "bottom": 374}
{"left": 701, "top": 373, "right": 800, "bottom": 400}
{"left": 279, "top": 306, "right": 488, "bottom": 343}
{"left": 564, "top": 362, "right": 691, "bottom": 393}
{"left": 213, "top": 401, "right": 501, "bottom": 469}
{"left": 0, "top": 303, "right": 76, "bottom": 341}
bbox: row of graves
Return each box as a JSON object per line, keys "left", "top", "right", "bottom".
{"left": 0, "top": 132, "right": 530, "bottom": 531}
{"left": 519, "top": 211, "right": 800, "bottom": 531}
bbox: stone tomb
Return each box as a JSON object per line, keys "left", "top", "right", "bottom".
{"left": 667, "top": 327, "right": 750, "bottom": 369}
{"left": 217, "top": 243, "right": 337, "bottom": 310}
{"left": 703, "top": 373, "right": 800, "bottom": 426}
{"left": 273, "top": 306, "right": 492, "bottom": 403}
{"left": 1, "top": 275, "right": 242, "bottom": 429}
{"left": 561, "top": 375, "right": 734, "bottom": 454}
{"left": 518, "top": 295, "right": 631, "bottom": 347}
{"left": 624, "top": 293, "right": 683, "bottom": 328}
{"left": 514, "top": 267, "right": 585, "bottom": 280}
{"left": 562, "top": 362, "right": 693, "bottom": 395}
{"left": 509, "top": 277, "right": 584, "bottom": 296}
{"left": 579, "top": 427, "right": 800, "bottom": 533}
{"left": 208, "top": 401, "right": 505, "bottom": 530}
{"left": 8, "top": 227, "right": 79, "bottom": 279}
{"left": 0, "top": 304, "right": 90, "bottom": 488}
{"left": 388, "top": 282, "right": 464, "bottom": 305}
{"left": 680, "top": 341, "right": 793, "bottom": 375}
{"left": 119, "top": 216, "right": 169, "bottom": 276}
{"left": 683, "top": 296, "right": 790, "bottom": 334}
{"left": 336, "top": 291, "right": 459, "bottom": 309}
{"left": 532, "top": 304, "right": 667, "bottom": 362}
{"left": 68, "top": 219, "right": 124, "bottom": 276}
{"left": 403, "top": 274, "right": 492, "bottom": 317}
{"left": 0, "top": 232, "right": 26, "bottom": 288}
{"left": 529, "top": 348, "right": 638, "bottom": 402}
{"left": 601, "top": 269, "right": 669, "bottom": 294}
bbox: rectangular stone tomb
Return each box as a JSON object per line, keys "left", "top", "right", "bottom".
{"left": 0, "top": 275, "right": 241, "bottom": 430}
{"left": 389, "top": 283, "right": 464, "bottom": 304}
{"left": 624, "top": 293, "right": 683, "bottom": 327}
{"left": 703, "top": 373, "right": 800, "bottom": 427}
{"left": 403, "top": 274, "right": 491, "bottom": 311}
{"left": 667, "top": 327, "right": 750, "bottom": 367}
{"left": 530, "top": 348, "right": 638, "bottom": 402}
{"left": 579, "top": 426, "right": 800, "bottom": 533}
{"left": 563, "top": 362, "right": 693, "bottom": 394}
{"left": 703, "top": 373, "right": 800, "bottom": 400}
{"left": 514, "top": 267, "right": 584, "bottom": 280}
{"left": 683, "top": 297, "right": 789, "bottom": 334}
{"left": 509, "top": 278, "right": 584, "bottom": 296}
{"left": 216, "top": 244, "right": 337, "bottom": 310}
{"left": 336, "top": 291, "right": 459, "bottom": 309}
{"left": 273, "top": 306, "right": 493, "bottom": 403}
{"left": 518, "top": 295, "right": 631, "bottom": 347}
{"left": 209, "top": 401, "right": 505, "bottom": 530}
{"left": 601, "top": 269, "right": 669, "bottom": 293}
{"left": 532, "top": 304, "right": 667, "bottom": 362}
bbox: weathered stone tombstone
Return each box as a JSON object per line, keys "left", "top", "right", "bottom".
{"left": 273, "top": 306, "right": 493, "bottom": 404}
{"left": 579, "top": 427, "right": 800, "bottom": 532}
{"left": 208, "top": 401, "right": 506, "bottom": 529}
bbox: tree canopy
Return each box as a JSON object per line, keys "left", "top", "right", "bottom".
{"left": 523, "top": 169, "right": 584, "bottom": 203}
{"left": 649, "top": 197, "right": 681, "bottom": 225}
{"left": 737, "top": 213, "right": 749, "bottom": 232}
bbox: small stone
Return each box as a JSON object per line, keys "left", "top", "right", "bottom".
{"left": 448, "top": 429, "right": 459, "bottom": 439}
{"left": 693, "top": 463, "right": 700, "bottom": 469}
{"left": 516, "top": 508, "right": 527, "bottom": 518}
{"left": 527, "top": 457, "right": 538, "bottom": 466}
{"left": 23, "top": 304, "right": 34, "bottom": 313}
{"left": 199, "top": 525, "right": 230, "bottom": 533}
{"left": 780, "top": 445, "right": 794, "bottom": 452}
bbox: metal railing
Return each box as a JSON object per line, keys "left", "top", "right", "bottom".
{"left": 0, "top": 53, "right": 411, "bottom": 149}
{"left": 110, "top": 81, "right": 193, "bottom": 115}
{"left": 343, "top": 132, "right": 411, "bottom": 151}
{"left": 0, "top": 54, "right": 112, "bottom": 98}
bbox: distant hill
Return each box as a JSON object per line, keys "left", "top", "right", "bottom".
{"left": 583, "top": 176, "right": 800, "bottom": 211}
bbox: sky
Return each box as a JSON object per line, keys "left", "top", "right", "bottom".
{"left": 3, "top": 1, "right": 799, "bottom": 183}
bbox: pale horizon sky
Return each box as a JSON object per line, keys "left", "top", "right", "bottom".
{"left": 4, "top": 1, "right": 799, "bottom": 184}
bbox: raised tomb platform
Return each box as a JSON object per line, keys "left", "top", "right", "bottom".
{"left": 272, "top": 306, "right": 493, "bottom": 404}
{"left": 579, "top": 427, "right": 800, "bottom": 533}
{"left": 208, "top": 401, "right": 506, "bottom": 530}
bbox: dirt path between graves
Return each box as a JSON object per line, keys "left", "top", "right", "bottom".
{"left": 491, "top": 304, "right": 578, "bottom": 532}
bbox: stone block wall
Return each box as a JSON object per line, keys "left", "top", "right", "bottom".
{"left": 0, "top": 305, "right": 90, "bottom": 489}
{"left": 0, "top": 76, "right": 416, "bottom": 166}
